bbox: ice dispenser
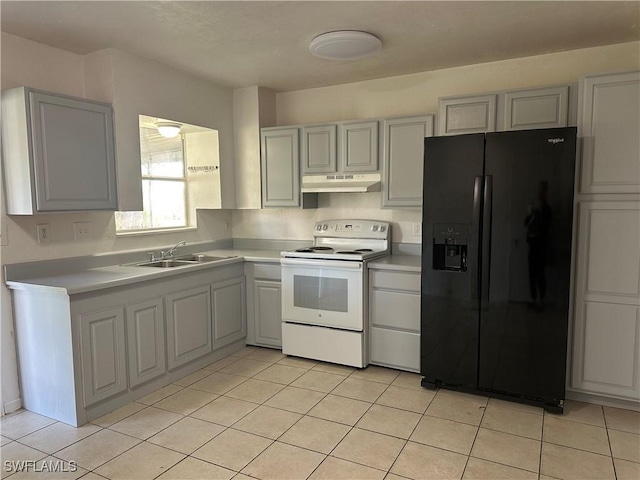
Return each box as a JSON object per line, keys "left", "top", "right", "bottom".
{"left": 433, "top": 224, "right": 468, "bottom": 272}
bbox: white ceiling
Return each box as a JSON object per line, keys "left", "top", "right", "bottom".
{"left": 1, "top": 1, "right": 638, "bottom": 92}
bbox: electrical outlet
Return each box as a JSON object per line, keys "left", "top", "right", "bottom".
{"left": 37, "top": 224, "right": 51, "bottom": 243}
{"left": 224, "top": 220, "right": 230, "bottom": 232}
{"left": 73, "top": 222, "right": 92, "bottom": 241}
{"left": 412, "top": 222, "right": 422, "bottom": 236}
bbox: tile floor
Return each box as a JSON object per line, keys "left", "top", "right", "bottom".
{"left": 1, "top": 346, "right": 639, "bottom": 480}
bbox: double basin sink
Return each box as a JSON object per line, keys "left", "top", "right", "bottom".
{"left": 135, "top": 254, "right": 236, "bottom": 268}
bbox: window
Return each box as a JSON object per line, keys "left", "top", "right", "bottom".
{"left": 115, "top": 115, "right": 221, "bottom": 234}
{"left": 115, "top": 123, "right": 189, "bottom": 232}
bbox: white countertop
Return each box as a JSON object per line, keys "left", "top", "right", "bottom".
{"left": 6, "top": 248, "right": 282, "bottom": 295}
{"left": 369, "top": 254, "right": 421, "bottom": 272}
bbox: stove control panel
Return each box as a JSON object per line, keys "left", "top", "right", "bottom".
{"left": 313, "top": 220, "right": 390, "bottom": 240}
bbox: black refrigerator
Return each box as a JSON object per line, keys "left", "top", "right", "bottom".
{"left": 420, "top": 127, "right": 576, "bottom": 413}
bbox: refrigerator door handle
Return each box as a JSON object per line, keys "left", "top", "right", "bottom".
{"left": 481, "top": 175, "right": 493, "bottom": 310}
{"left": 472, "top": 176, "right": 483, "bottom": 300}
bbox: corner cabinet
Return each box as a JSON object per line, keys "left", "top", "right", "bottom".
{"left": 578, "top": 71, "right": 640, "bottom": 194}
{"left": 245, "top": 263, "right": 282, "bottom": 349}
{"left": 382, "top": 115, "right": 434, "bottom": 208}
{"left": 1, "top": 87, "right": 118, "bottom": 214}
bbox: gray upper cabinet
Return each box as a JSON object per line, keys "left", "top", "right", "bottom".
{"left": 341, "top": 120, "right": 379, "bottom": 172}
{"left": 301, "top": 121, "right": 379, "bottom": 174}
{"left": 301, "top": 124, "right": 337, "bottom": 174}
{"left": 1, "top": 87, "right": 117, "bottom": 214}
{"left": 261, "top": 127, "right": 301, "bottom": 207}
{"left": 578, "top": 71, "right": 640, "bottom": 194}
{"left": 438, "top": 94, "right": 497, "bottom": 136}
{"left": 502, "top": 86, "right": 569, "bottom": 131}
{"left": 382, "top": 115, "right": 434, "bottom": 208}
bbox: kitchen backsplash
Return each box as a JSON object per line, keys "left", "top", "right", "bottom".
{"left": 231, "top": 192, "right": 422, "bottom": 244}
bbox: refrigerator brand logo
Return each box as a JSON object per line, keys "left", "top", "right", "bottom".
{"left": 547, "top": 138, "right": 565, "bottom": 144}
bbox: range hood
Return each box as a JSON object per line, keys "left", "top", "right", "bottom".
{"left": 301, "top": 173, "right": 381, "bottom": 193}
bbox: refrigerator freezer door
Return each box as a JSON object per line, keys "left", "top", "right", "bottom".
{"left": 421, "top": 134, "right": 485, "bottom": 388}
{"left": 480, "top": 127, "right": 576, "bottom": 404}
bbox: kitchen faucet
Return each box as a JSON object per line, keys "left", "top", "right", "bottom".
{"left": 160, "top": 240, "right": 186, "bottom": 259}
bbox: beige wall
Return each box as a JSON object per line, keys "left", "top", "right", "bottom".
{"left": 232, "top": 41, "right": 640, "bottom": 243}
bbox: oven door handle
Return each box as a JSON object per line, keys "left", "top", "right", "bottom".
{"left": 280, "top": 258, "right": 363, "bottom": 270}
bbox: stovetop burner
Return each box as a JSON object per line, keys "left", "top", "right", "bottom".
{"left": 295, "top": 246, "right": 335, "bottom": 253}
{"left": 355, "top": 248, "right": 373, "bottom": 252}
{"left": 336, "top": 251, "right": 362, "bottom": 255}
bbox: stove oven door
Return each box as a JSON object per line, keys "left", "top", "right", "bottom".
{"left": 281, "top": 258, "right": 364, "bottom": 331}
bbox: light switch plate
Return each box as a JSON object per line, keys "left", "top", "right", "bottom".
{"left": 0, "top": 222, "right": 7, "bottom": 246}
{"left": 412, "top": 222, "right": 422, "bottom": 236}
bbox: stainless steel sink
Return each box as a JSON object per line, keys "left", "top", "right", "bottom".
{"left": 136, "top": 259, "right": 196, "bottom": 268}
{"left": 134, "top": 254, "right": 236, "bottom": 268}
{"left": 175, "top": 254, "right": 233, "bottom": 262}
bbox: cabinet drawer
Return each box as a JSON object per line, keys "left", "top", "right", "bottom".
{"left": 370, "top": 289, "right": 420, "bottom": 331}
{"left": 253, "top": 264, "right": 282, "bottom": 281}
{"left": 370, "top": 270, "right": 420, "bottom": 292}
{"left": 370, "top": 327, "right": 420, "bottom": 372}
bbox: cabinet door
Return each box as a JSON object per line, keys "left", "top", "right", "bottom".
{"left": 571, "top": 202, "right": 640, "bottom": 400}
{"left": 254, "top": 279, "right": 282, "bottom": 348}
{"left": 382, "top": 115, "right": 434, "bottom": 207}
{"left": 579, "top": 71, "right": 640, "bottom": 193}
{"left": 126, "top": 298, "right": 166, "bottom": 388}
{"left": 29, "top": 90, "right": 117, "bottom": 211}
{"left": 212, "top": 277, "right": 247, "bottom": 349}
{"left": 302, "top": 125, "right": 337, "bottom": 174}
{"left": 166, "top": 285, "right": 212, "bottom": 370}
{"left": 503, "top": 86, "right": 569, "bottom": 131}
{"left": 261, "top": 128, "right": 300, "bottom": 207}
{"left": 341, "top": 121, "right": 379, "bottom": 172}
{"left": 438, "top": 94, "right": 497, "bottom": 136}
{"left": 79, "top": 307, "right": 127, "bottom": 406}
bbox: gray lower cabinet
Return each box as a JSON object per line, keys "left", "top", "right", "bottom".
{"left": 10, "top": 263, "right": 247, "bottom": 426}
{"left": 79, "top": 307, "right": 127, "bottom": 407}
{"left": 126, "top": 298, "right": 166, "bottom": 388}
{"left": 369, "top": 269, "right": 421, "bottom": 372}
{"left": 382, "top": 115, "right": 434, "bottom": 208}
{"left": 166, "top": 285, "right": 213, "bottom": 370}
{"left": 245, "top": 262, "right": 282, "bottom": 349}
{"left": 1, "top": 86, "right": 117, "bottom": 214}
{"left": 212, "top": 277, "right": 247, "bottom": 348}
{"left": 438, "top": 93, "right": 497, "bottom": 136}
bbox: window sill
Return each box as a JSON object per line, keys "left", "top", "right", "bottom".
{"left": 116, "top": 226, "right": 198, "bottom": 238}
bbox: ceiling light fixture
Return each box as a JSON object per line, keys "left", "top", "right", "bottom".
{"left": 155, "top": 122, "right": 182, "bottom": 138}
{"left": 309, "top": 30, "right": 382, "bottom": 61}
